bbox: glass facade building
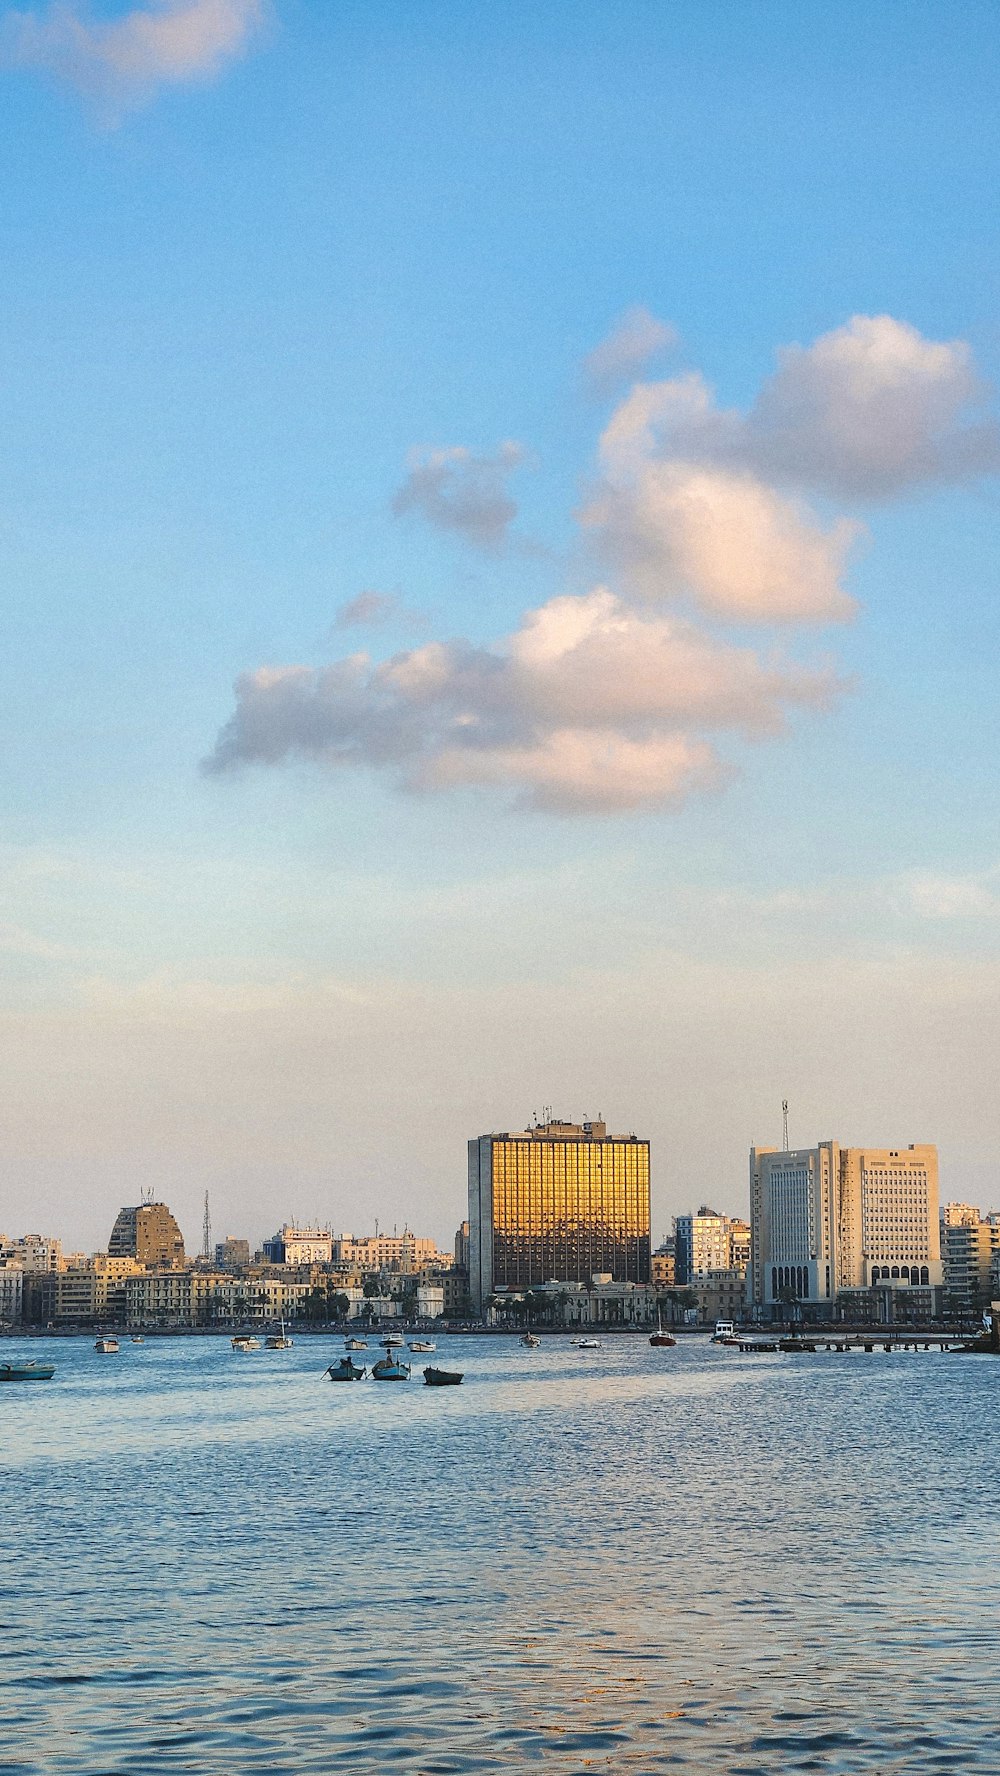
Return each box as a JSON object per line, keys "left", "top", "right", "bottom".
{"left": 468, "top": 1119, "right": 651, "bottom": 1312}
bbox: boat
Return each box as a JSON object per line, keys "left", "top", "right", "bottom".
{"left": 231, "top": 1334, "right": 262, "bottom": 1351}
{"left": 344, "top": 1336, "right": 368, "bottom": 1351}
{"left": 649, "top": 1310, "right": 676, "bottom": 1348}
{"left": 0, "top": 1361, "right": 55, "bottom": 1382}
{"left": 94, "top": 1336, "right": 119, "bottom": 1354}
{"left": 325, "top": 1356, "right": 367, "bottom": 1381}
{"left": 379, "top": 1333, "right": 404, "bottom": 1349}
{"left": 266, "top": 1315, "right": 293, "bottom": 1350}
{"left": 711, "top": 1320, "right": 736, "bottom": 1343}
{"left": 408, "top": 1340, "right": 436, "bottom": 1352}
{"left": 371, "top": 1355, "right": 411, "bottom": 1380}
{"left": 575, "top": 1337, "right": 603, "bottom": 1350}
{"left": 130, "top": 1336, "right": 144, "bottom": 1345}
{"left": 520, "top": 1332, "right": 541, "bottom": 1348}
{"left": 423, "top": 1366, "right": 463, "bottom": 1386}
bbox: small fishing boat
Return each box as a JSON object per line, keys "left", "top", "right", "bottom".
{"left": 94, "top": 1336, "right": 119, "bottom": 1354}
{"left": 371, "top": 1354, "right": 411, "bottom": 1380}
{"left": 379, "top": 1333, "right": 405, "bottom": 1349}
{"left": 0, "top": 1360, "right": 55, "bottom": 1382}
{"left": 408, "top": 1340, "right": 436, "bottom": 1352}
{"left": 711, "top": 1320, "right": 736, "bottom": 1344}
{"left": 520, "top": 1332, "right": 541, "bottom": 1348}
{"left": 231, "top": 1334, "right": 261, "bottom": 1351}
{"left": 575, "top": 1338, "right": 602, "bottom": 1350}
{"left": 344, "top": 1336, "right": 368, "bottom": 1351}
{"left": 130, "top": 1336, "right": 144, "bottom": 1345}
{"left": 325, "top": 1356, "right": 366, "bottom": 1382}
{"left": 423, "top": 1366, "right": 463, "bottom": 1386}
{"left": 266, "top": 1315, "right": 293, "bottom": 1350}
{"left": 649, "top": 1310, "right": 676, "bottom": 1348}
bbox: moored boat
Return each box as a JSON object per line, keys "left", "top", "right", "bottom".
{"left": 711, "top": 1320, "right": 736, "bottom": 1343}
{"left": 423, "top": 1366, "right": 463, "bottom": 1386}
{"left": 520, "top": 1332, "right": 541, "bottom": 1348}
{"left": 266, "top": 1315, "right": 293, "bottom": 1350}
{"left": 0, "top": 1361, "right": 55, "bottom": 1382}
{"left": 344, "top": 1336, "right": 367, "bottom": 1351}
{"left": 408, "top": 1340, "right": 436, "bottom": 1352}
{"left": 231, "top": 1334, "right": 261, "bottom": 1351}
{"left": 325, "top": 1356, "right": 366, "bottom": 1381}
{"left": 94, "top": 1336, "right": 119, "bottom": 1354}
{"left": 371, "top": 1355, "right": 411, "bottom": 1380}
{"left": 379, "top": 1333, "right": 404, "bottom": 1349}
{"left": 574, "top": 1337, "right": 603, "bottom": 1349}
{"left": 649, "top": 1310, "right": 676, "bottom": 1348}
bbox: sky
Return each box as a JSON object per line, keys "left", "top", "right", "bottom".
{"left": 0, "top": 0, "right": 998, "bottom": 1254}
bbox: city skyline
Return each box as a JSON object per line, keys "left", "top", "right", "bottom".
{"left": 0, "top": 3, "right": 998, "bottom": 1255}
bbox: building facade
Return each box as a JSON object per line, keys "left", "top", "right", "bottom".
{"left": 749, "top": 1142, "right": 941, "bottom": 1315}
{"left": 468, "top": 1117, "right": 651, "bottom": 1313}
{"left": 674, "top": 1209, "right": 749, "bottom": 1283}
{"left": 108, "top": 1203, "right": 185, "bottom": 1270}
{"left": 941, "top": 1214, "right": 1000, "bottom": 1311}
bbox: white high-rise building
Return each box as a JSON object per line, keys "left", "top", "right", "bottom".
{"left": 749, "top": 1142, "right": 941, "bottom": 1312}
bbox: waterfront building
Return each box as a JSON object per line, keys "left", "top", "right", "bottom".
{"left": 0, "top": 1262, "right": 23, "bottom": 1325}
{"left": 749, "top": 1142, "right": 941, "bottom": 1316}
{"left": 333, "top": 1230, "right": 442, "bottom": 1274}
{"left": 468, "top": 1116, "right": 651, "bottom": 1313}
{"left": 262, "top": 1225, "right": 334, "bottom": 1265}
{"left": 690, "top": 1268, "right": 746, "bottom": 1327}
{"left": 454, "top": 1221, "right": 470, "bottom": 1272}
{"left": 108, "top": 1203, "right": 186, "bottom": 1270}
{"left": 0, "top": 1234, "right": 64, "bottom": 1273}
{"left": 524, "top": 1276, "right": 656, "bottom": 1327}
{"left": 215, "top": 1237, "right": 251, "bottom": 1268}
{"left": 940, "top": 1214, "right": 1000, "bottom": 1311}
{"left": 54, "top": 1256, "right": 146, "bottom": 1325}
{"left": 674, "top": 1208, "right": 740, "bottom": 1283}
{"left": 415, "top": 1283, "right": 445, "bottom": 1319}
{"left": 651, "top": 1247, "right": 676, "bottom": 1288}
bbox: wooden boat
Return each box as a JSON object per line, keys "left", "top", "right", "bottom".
{"left": 423, "top": 1366, "right": 463, "bottom": 1386}
{"left": 325, "top": 1356, "right": 366, "bottom": 1381}
{"left": 649, "top": 1310, "right": 676, "bottom": 1348}
{"left": 520, "top": 1332, "right": 541, "bottom": 1348}
{"left": 94, "top": 1336, "right": 120, "bottom": 1354}
{"left": 130, "top": 1336, "right": 144, "bottom": 1345}
{"left": 408, "top": 1340, "right": 436, "bottom": 1352}
{"left": 344, "top": 1336, "right": 367, "bottom": 1351}
{"left": 0, "top": 1361, "right": 55, "bottom": 1382}
{"left": 574, "top": 1337, "right": 602, "bottom": 1349}
{"left": 379, "top": 1333, "right": 404, "bottom": 1349}
{"left": 231, "top": 1334, "right": 261, "bottom": 1351}
{"left": 371, "top": 1355, "right": 411, "bottom": 1380}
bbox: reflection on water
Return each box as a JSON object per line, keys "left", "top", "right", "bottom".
{"left": 1, "top": 1335, "right": 997, "bottom": 1773}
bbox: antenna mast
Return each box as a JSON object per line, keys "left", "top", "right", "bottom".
{"left": 782, "top": 1099, "right": 789, "bottom": 1151}
{"left": 202, "top": 1191, "right": 211, "bottom": 1261}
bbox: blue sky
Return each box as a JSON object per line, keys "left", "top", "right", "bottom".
{"left": 0, "top": 0, "right": 998, "bottom": 1251}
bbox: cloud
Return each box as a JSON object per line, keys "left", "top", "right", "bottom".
{"left": 392, "top": 441, "right": 528, "bottom": 552}
{"left": 900, "top": 869, "right": 1000, "bottom": 921}
{"left": 334, "top": 591, "right": 400, "bottom": 630}
{"left": 583, "top": 306, "right": 678, "bottom": 394}
{"left": 1, "top": 0, "right": 266, "bottom": 110}
{"left": 205, "top": 588, "right": 843, "bottom": 814}
{"left": 582, "top": 461, "right": 859, "bottom": 624}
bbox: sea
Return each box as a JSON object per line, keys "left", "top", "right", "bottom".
{"left": 1, "top": 1332, "right": 997, "bottom": 1775}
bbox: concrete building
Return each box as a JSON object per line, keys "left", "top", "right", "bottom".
{"left": 468, "top": 1116, "right": 651, "bottom": 1313}
{"left": 262, "top": 1225, "right": 333, "bottom": 1265}
{"left": 454, "top": 1221, "right": 470, "bottom": 1272}
{"left": 0, "top": 1262, "right": 23, "bottom": 1325}
{"left": 674, "top": 1209, "right": 748, "bottom": 1283}
{"left": 415, "top": 1284, "right": 445, "bottom": 1319}
{"left": 215, "top": 1237, "right": 251, "bottom": 1269}
{"left": 651, "top": 1248, "right": 676, "bottom": 1288}
{"left": 333, "top": 1231, "right": 442, "bottom": 1274}
{"left": 0, "top": 1234, "right": 64, "bottom": 1273}
{"left": 749, "top": 1142, "right": 941, "bottom": 1317}
{"left": 941, "top": 1215, "right": 1000, "bottom": 1311}
{"left": 54, "top": 1256, "right": 146, "bottom": 1325}
{"left": 527, "top": 1276, "right": 656, "bottom": 1327}
{"left": 691, "top": 1269, "right": 746, "bottom": 1327}
{"left": 108, "top": 1203, "right": 185, "bottom": 1270}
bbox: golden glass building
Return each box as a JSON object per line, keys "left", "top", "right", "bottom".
{"left": 468, "top": 1118, "right": 651, "bottom": 1312}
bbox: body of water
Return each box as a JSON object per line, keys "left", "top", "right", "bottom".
{"left": 1, "top": 1332, "right": 997, "bottom": 1773}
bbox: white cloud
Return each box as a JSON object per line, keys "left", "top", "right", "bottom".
{"left": 392, "top": 441, "right": 528, "bottom": 553}
{"left": 900, "top": 870, "right": 1000, "bottom": 921}
{"left": 583, "top": 306, "right": 678, "bottom": 394}
{"left": 1, "top": 0, "right": 266, "bottom": 110}
{"left": 205, "top": 587, "right": 843, "bottom": 814}
{"left": 334, "top": 590, "right": 400, "bottom": 629}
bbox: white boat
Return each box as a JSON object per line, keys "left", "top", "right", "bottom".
{"left": 408, "top": 1340, "right": 436, "bottom": 1353}
{"left": 94, "top": 1336, "right": 119, "bottom": 1354}
{"left": 379, "top": 1333, "right": 405, "bottom": 1349}
{"left": 575, "top": 1338, "right": 602, "bottom": 1350}
{"left": 130, "top": 1336, "right": 144, "bottom": 1345}
{"left": 344, "top": 1336, "right": 367, "bottom": 1351}
{"left": 266, "top": 1315, "right": 293, "bottom": 1350}
{"left": 712, "top": 1320, "right": 737, "bottom": 1343}
{"left": 231, "top": 1334, "right": 262, "bottom": 1351}
{"left": 520, "top": 1332, "right": 541, "bottom": 1348}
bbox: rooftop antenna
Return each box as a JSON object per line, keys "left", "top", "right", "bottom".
{"left": 202, "top": 1191, "right": 211, "bottom": 1262}
{"left": 782, "top": 1099, "right": 789, "bottom": 1151}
